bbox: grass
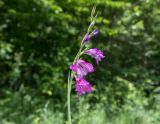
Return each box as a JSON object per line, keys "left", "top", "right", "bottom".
{"left": 0, "top": 94, "right": 160, "bottom": 124}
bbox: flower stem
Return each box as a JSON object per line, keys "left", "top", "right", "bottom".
{"left": 67, "top": 13, "right": 94, "bottom": 123}
{"left": 67, "top": 71, "right": 72, "bottom": 124}
{"left": 67, "top": 45, "right": 83, "bottom": 124}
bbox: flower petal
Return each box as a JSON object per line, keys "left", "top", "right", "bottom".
{"left": 75, "top": 77, "right": 92, "bottom": 96}
{"left": 81, "top": 62, "right": 94, "bottom": 72}
{"left": 83, "top": 34, "right": 91, "bottom": 43}
{"left": 92, "top": 29, "right": 99, "bottom": 36}
{"left": 69, "top": 63, "right": 77, "bottom": 72}
{"left": 85, "top": 48, "right": 105, "bottom": 64}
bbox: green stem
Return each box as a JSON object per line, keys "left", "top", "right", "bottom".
{"left": 67, "top": 45, "right": 83, "bottom": 124}
{"left": 67, "top": 71, "right": 71, "bottom": 124}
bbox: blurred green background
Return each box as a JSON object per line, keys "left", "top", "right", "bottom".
{"left": 0, "top": 0, "right": 160, "bottom": 124}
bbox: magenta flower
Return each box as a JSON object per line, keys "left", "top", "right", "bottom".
{"left": 70, "top": 59, "right": 94, "bottom": 78}
{"left": 85, "top": 48, "right": 105, "bottom": 64}
{"left": 75, "top": 77, "right": 92, "bottom": 96}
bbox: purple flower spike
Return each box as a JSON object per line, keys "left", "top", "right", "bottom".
{"left": 91, "top": 29, "right": 99, "bottom": 36}
{"left": 75, "top": 77, "right": 92, "bottom": 96}
{"left": 70, "top": 59, "right": 94, "bottom": 78}
{"left": 85, "top": 48, "right": 105, "bottom": 64}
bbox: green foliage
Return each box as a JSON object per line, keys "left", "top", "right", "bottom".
{"left": 0, "top": 0, "right": 160, "bottom": 123}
